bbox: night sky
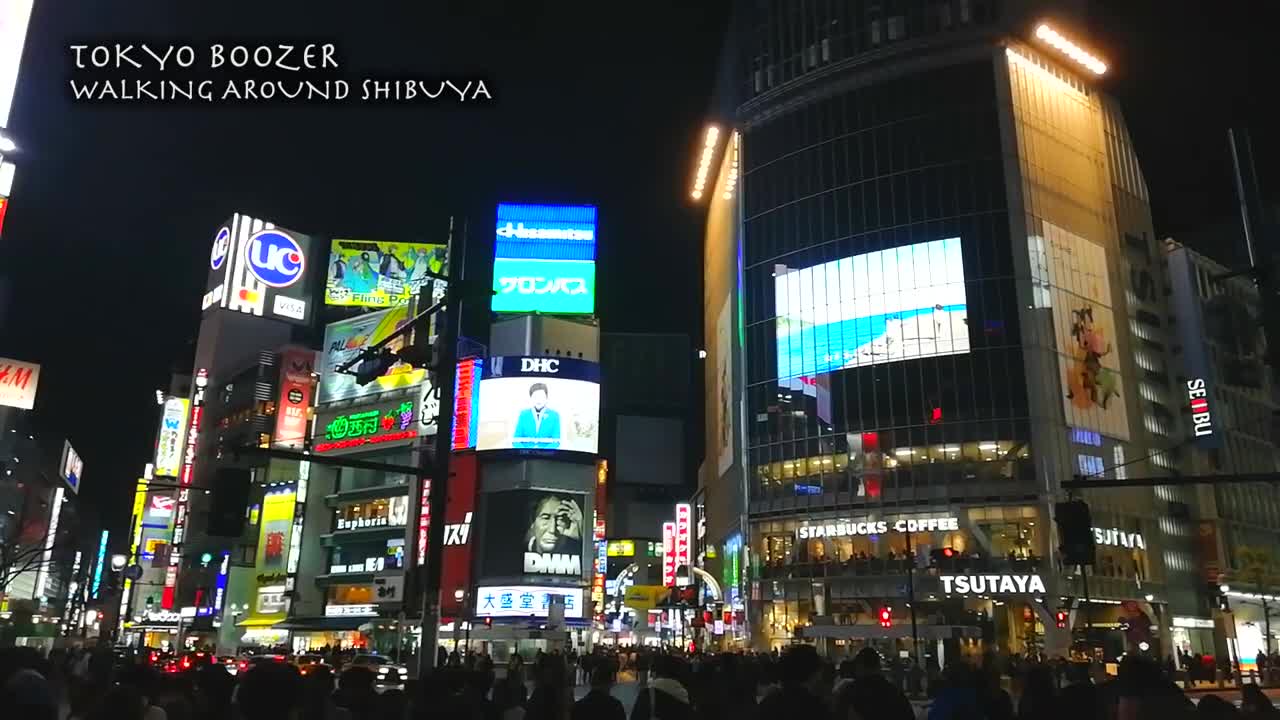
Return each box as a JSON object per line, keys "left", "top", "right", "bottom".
{"left": 1, "top": 2, "right": 1275, "bottom": 541}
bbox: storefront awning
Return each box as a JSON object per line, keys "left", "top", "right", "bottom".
{"left": 237, "top": 614, "right": 286, "bottom": 628}
{"left": 275, "top": 616, "right": 371, "bottom": 632}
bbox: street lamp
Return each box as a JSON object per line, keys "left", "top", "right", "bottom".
{"left": 110, "top": 554, "right": 128, "bottom": 571}
{"left": 1145, "top": 594, "right": 1155, "bottom": 602}
{"left": 0, "top": 133, "right": 15, "bottom": 154}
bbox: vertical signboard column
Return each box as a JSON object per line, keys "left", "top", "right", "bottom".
{"left": 674, "top": 503, "right": 692, "bottom": 586}
{"left": 592, "top": 460, "right": 608, "bottom": 619}
{"left": 662, "top": 522, "right": 676, "bottom": 588}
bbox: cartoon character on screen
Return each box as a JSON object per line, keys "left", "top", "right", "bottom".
{"left": 344, "top": 251, "right": 379, "bottom": 294}
{"left": 1066, "top": 306, "right": 1119, "bottom": 410}
{"left": 512, "top": 382, "right": 562, "bottom": 449}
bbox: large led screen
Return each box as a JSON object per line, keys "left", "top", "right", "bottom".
{"left": 775, "top": 237, "right": 969, "bottom": 380}
{"left": 481, "top": 490, "right": 587, "bottom": 579}
{"left": 325, "top": 239, "right": 447, "bottom": 308}
{"left": 491, "top": 203, "right": 597, "bottom": 315}
{"left": 475, "top": 356, "right": 600, "bottom": 453}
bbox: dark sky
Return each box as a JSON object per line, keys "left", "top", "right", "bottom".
{"left": 2, "top": 1, "right": 1276, "bottom": 541}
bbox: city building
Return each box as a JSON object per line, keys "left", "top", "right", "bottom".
{"left": 693, "top": 2, "right": 1193, "bottom": 662}
{"left": 1167, "top": 237, "right": 1280, "bottom": 661}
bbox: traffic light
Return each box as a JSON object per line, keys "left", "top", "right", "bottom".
{"left": 484, "top": 617, "right": 493, "bottom": 628}
{"left": 930, "top": 547, "right": 956, "bottom": 570}
{"left": 1054, "top": 500, "right": 1096, "bottom": 566}
{"left": 355, "top": 349, "right": 399, "bottom": 386}
{"left": 1055, "top": 610, "right": 1068, "bottom": 629}
{"left": 879, "top": 606, "right": 892, "bottom": 628}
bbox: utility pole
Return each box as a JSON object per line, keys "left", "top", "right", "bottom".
{"left": 414, "top": 217, "right": 466, "bottom": 676}
{"left": 905, "top": 530, "right": 919, "bottom": 665}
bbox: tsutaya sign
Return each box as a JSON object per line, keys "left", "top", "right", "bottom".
{"left": 940, "top": 574, "right": 1047, "bottom": 595}
{"left": 1093, "top": 527, "right": 1145, "bottom": 550}
{"left": 797, "top": 516, "right": 960, "bottom": 540}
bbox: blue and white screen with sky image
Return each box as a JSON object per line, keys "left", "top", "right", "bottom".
{"left": 775, "top": 237, "right": 970, "bottom": 380}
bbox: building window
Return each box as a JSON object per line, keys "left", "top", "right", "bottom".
{"left": 869, "top": 20, "right": 882, "bottom": 46}
{"left": 821, "top": 38, "right": 831, "bottom": 63}
{"left": 887, "top": 16, "right": 905, "bottom": 41}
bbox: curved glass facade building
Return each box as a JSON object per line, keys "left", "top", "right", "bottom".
{"left": 695, "top": 1, "right": 1207, "bottom": 660}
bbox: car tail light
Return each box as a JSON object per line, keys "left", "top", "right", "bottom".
{"left": 238, "top": 660, "right": 247, "bottom": 671}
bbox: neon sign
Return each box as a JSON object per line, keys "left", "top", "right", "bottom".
{"left": 316, "top": 400, "right": 416, "bottom": 453}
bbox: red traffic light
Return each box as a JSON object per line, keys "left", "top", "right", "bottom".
{"left": 942, "top": 547, "right": 955, "bottom": 558}
{"left": 879, "top": 607, "right": 892, "bottom": 628}
{"left": 485, "top": 617, "right": 493, "bottom": 627}
{"left": 1055, "top": 610, "right": 1068, "bottom": 629}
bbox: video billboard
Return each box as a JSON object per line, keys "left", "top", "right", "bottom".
{"left": 0, "top": 356, "right": 39, "bottom": 409}
{"left": 492, "top": 203, "right": 597, "bottom": 315}
{"left": 273, "top": 348, "right": 315, "bottom": 449}
{"left": 1040, "top": 221, "right": 1130, "bottom": 441}
{"left": 317, "top": 307, "right": 426, "bottom": 404}
{"left": 60, "top": 440, "right": 83, "bottom": 494}
{"left": 325, "top": 239, "right": 447, "bottom": 308}
{"left": 154, "top": 397, "right": 190, "bottom": 477}
{"left": 482, "top": 490, "right": 587, "bottom": 579}
{"left": 201, "top": 214, "right": 316, "bottom": 326}
{"left": 774, "top": 237, "right": 969, "bottom": 380}
{"left": 476, "top": 356, "right": 600, "bottom": 453}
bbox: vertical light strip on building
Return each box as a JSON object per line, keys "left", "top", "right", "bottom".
{"left": 417, "top": 479, "right": 432, "bottom": 566}
{"left": 214, "top": 551, "right": 230, "bottom": 612}
{"left": 286, "top": 458, "right": 310, "bottom": 595}
{"left": 34, "top": 486, "right": 65, "bottom": 601}
{"left": 171, "top": 369, "right": 208, "bottom": 571}
{"left": 90, "top": 529, "right": 109, "bottom": 598}
{"left": 592, "top": 460, "right": 608, "bottom": 617}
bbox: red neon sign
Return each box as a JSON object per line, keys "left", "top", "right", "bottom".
{"left": 662, "top": 521, "right": 676, "bottom": 587}
{"left": 452, "top": 358, "right": 479, "bottom": 450}
{"left": 314, "top": 429, "right": 417, "bottom": 454}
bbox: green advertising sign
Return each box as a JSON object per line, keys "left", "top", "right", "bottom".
{"left": 491, "top": 257, "right": 595, "bottom": 315}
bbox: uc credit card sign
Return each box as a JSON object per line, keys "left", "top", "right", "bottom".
{"left": 492, "top": 257, "right": 595, "bottom": 315}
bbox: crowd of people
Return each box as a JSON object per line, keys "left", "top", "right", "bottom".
{"left": 3, "top": 639, "right": 1280, "bottom": 719}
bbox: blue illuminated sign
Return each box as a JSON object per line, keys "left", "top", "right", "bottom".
{"left": 245, "top": 229, "right": 306, "bottom": 288}
{"left": 493, "top": 203, "right": 597, "bottom": 316}
{"left": 90, "top": 530, "right": 108, "bottom": 599}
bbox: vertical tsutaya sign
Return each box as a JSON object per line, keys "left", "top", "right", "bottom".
{"left": 153, "top": 397, "right": 190, "bottom": 477}
{"left": 0, "top": 356, "right": 40, "bottom": 409}
{"left": 674, "top": 503, "right": 692, "bottom": 585}
{"left": 662, "top": 521, "right": 676, "bottom": 587}
{"left": 491, "top": 203, "right": 598, "bottom": 315}
{"left": 273, "top": 348, "right": 315, "bottom": 449}
{"left": 201, "top": 214, "right": 315, "bottom": 325}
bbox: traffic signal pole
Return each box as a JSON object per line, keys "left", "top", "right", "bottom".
{"left": 415, "top": 217, "right": 465, "bottom": 677}
{"left": 906, "top": 528, "right": 919, "bottom": 665}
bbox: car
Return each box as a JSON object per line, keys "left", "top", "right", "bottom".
{"left": 348, "top": 653, "right": 408, "bottom": 690}
{"left": 218, "top": 656, "right": 241, "bottom": 675}
{"left": 176, "top": 651, "right": 217, "bottom": 672}
{"left": 293, "top": 654, "right": 330, "bottom": 676}
{"left": 244, "top": 654, "right": 289, "bottom": 670}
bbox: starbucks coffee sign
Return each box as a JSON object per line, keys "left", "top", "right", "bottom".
{"left": 940, "top": 574, "right": 1047, "bottom": 595}
{"left": 796, "top": 516, "right": 959, "bottom": 540}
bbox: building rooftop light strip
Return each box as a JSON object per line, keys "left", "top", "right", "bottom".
{"left": 1034, "top": 23, "right": 1107, "bottom": 75}
{"left": 691, "top": 125, "right": 721, "bottom": 200}
{"left": 723, "top": 132, "right": 740, "bottom": 201}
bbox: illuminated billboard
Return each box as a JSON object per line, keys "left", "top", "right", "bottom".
{"left": 451, "top": 357, "right": 482, "bottom": 450}
{"left": 273, "top": 348, "right": 315, "bottom": 449}
{"left": 0, "top": 0, "right": 33, "bottom": 128}
{"left": 774, "top": 237, "right": 969, "bottom": 380}
{"left": 201, "top": 214, "right": 315, "bottom": 326}
{"left": 60, "top": 440, "right": 83, "bottom": 494}
{"left": 0, "top": 356, "right": 39, "bottom": 409}
{"left": 325, "top": 239, "right": 447, "bottom": 308}
{"left": 153, "top": 397, "right": 190, "bottom": 477}
{"left": 1038, "top": 222, "right": 1130, "bottom": 441}
{"left": 476, "top": 356, "right": 600, "bottom": 453}
{"left": 475, "top": 585, "right": 584, "bottom": 619}
{"left": 481, "top": 490, "right": 587, "bottom": 579}
{"left": 492, "top": 203, "right": 597, "bottom": 315}
{"left": 250, "top": 490, "right": 296, "bottom": 620}
{"left": 317, "top": 307, "right": 426, "bottom": 404}
{"left": 314, "top": 397, "right": 419, "bottom": 454}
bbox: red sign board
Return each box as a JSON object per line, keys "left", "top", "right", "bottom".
{"left": 0, "top": 198, "right": 8, "bottom": 238}
{"left": 441, "top": 453, "right": 477, "bottom": 618}
{"left": 662, "top": 521, "right": 676, "bottom": 587}
{"left": 273, "top": 349, "right": 315, "bottom": 449}
{"left": 452, "top": 358, "right": 480, "bottom": 450}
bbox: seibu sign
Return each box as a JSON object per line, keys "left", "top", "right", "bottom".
{"left": 940, "top": 574, "right": 1047, "bottom": 595}
{"left": 797, "top": 516, "right": 959, "bottom": 540}
{"left": 1187, "top": 379, "right": 1214, "bottom": 438}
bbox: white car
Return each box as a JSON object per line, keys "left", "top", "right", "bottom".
{"left": 348, "top": 653, "right": 408, "bottom": 690}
